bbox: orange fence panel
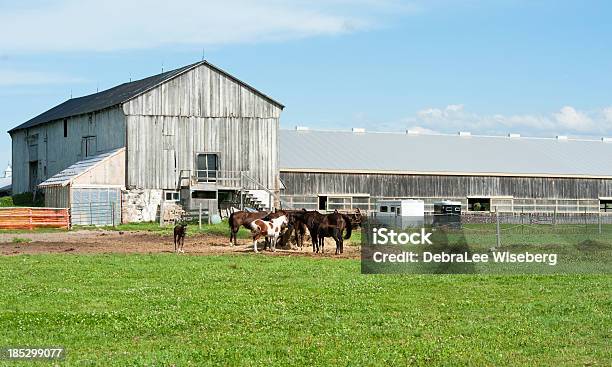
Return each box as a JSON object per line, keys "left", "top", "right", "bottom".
{"left": 0, "top": 207, "right": 70, "bottom": 230}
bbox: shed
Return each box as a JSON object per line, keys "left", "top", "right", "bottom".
{"left": 38, "top": 148, "right": 125, "bottom": 225}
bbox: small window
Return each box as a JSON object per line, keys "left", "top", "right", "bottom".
{"left": 396, "top": 207, "right": 401, "bottom": 215}
{"left": 380, "top": 206, "right": 388, "bottom": 213}
{"left": 601, "top": 200, "right": 612, "bottom": 213}
{"left": 468, "top": 198, "right": 491, "bottom": 212}
{"left": 165, "top": 191, "right": 180, "bottom": 201}
{"left": 391, "top": 207, "right": 396, "bottom": 213}
{"left": 63, "top": 119, "right": 68, "bottom": 137}
{"left": 318, "top": 196, "right": 328, "bottom": 211}
{"left": 192, "top": 190, "right": 217, "bottom": 199}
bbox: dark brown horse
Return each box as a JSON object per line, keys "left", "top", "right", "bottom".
{"left": 317, "top": 211, "right": 353, "bottom": 254}
{"left": 174, "top": 223, "right": 187, "bottom": 253}
{"left": 290, "top": 209, "right": 326, "bottom": 252}
{"left": 228, "top": 210, "right": 270, "bottom": 246}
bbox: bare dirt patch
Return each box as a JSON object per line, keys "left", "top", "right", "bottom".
{"left": 0, "top": 230, "right": 360, "bottom": 258}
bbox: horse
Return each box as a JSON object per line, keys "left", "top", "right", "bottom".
{"left": 317, "top": 211, "right": 353, "bottom": 254}
{"left": 173, "top": 223, "right": 187, "bottom": 253}
{"left": 228, "top": 210, "right": 270, "bottom": 246}
{"left": 249, "top": 215, "right": 289, "bottom": 253}
{"left": 291, "top": 209, "right": 326, "bottom": 253}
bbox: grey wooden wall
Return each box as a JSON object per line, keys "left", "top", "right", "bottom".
{"left": 10, "top": 107, "right": 126, "bottom": 194}
{"left": 126, "top": 115, "right": 278, "bottom": 189}
{"left": 124, "top": 63, "right": 281, "bottom": 190}
{"left": 280, "top": 172, "right": 612, "bottom": 199}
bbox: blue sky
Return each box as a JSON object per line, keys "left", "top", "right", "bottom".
{"left": 1, "top": 0, "right": 612, "bottom": 163}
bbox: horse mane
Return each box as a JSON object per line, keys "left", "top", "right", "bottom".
{"left": 340, "top": 213, "right": 353, "bottom": 239}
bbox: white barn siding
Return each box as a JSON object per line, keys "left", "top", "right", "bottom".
{"left": 123, "top": 63, "right": 281, "bottom": 191}
{"left": 123, "top": 64, "right": 281, "bottom": 118}
{"left": 125, "top": 115, "right": 278, "bottom": 190}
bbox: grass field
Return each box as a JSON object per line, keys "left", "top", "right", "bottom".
{"left": 0, "top": 254, "right": 610, "bottom": 366}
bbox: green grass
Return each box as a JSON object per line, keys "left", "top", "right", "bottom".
{"left": 10, "top": 237, "right": 31, "bottom": 243}
{"left": 0, "top": 254, "right": 609, "bottom": 366}
{"left": 0, "top": 196, "right": 13, "bottom": 207}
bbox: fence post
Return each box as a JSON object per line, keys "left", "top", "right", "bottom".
{"left": 521, "top": 207, "right": 524, "bottom": 235}
{"left": 208, "top": 201, "right": 211, "bottom": 225}
{"left": 199, "top": 202, "right": 202, "bottom": 229}
{"left": 495, "top": 209, "right": 501, "bottom": 248}
{"left": 111, "top": 203, "right": 115, "bottom": 227}
{"left": 159, "top": 202, "right": 164, "bottom": 227}
{"left": 89, "top": 202, "right": 93, "bottom": 226}
{"left": 599, "top": 212, "right": 602, "bottom": 235}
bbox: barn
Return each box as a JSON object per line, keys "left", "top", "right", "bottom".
{"left": 278, "top": 129, "right": 612, "bottom": 214}
{"left": 9, "top": 60, "right": 612, "bottom": 223}
{"left": 9, "top": 61, "right": 283, "bottom": 223}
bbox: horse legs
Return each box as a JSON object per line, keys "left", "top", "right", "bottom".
{"left": 180, "top": 235, "right": 185, "bottom": 253}
{"left": 335, "top": 231, "right": 343, "bottom": 255}
{"left": 271, "top": 235, "right": 277, "bottom": 252}
{"left": 174, "top": 234, "right": 177, "bottom": 253}
{"left": 252, "top": 233, "right": 261, "bottom": 253}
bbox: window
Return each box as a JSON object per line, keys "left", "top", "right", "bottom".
{"left": 164, "top": 191, "right": 180, "bottom": 201}
{"left": 63, "top": 119, "right": 68, "bottom": 137}
{"left": 318, "top": 196, "right": 328, "bottom": 211}
{"left": 192, "top": 190, "right": 217, "bottom": 199}
{"left": 196, "top": 153, "right": 219, "bottom": 182}
{"left": 601, "top": 200, "right": 612, "bottom": 212}
{"left": 82, "top": 136, "right": 97, "bottom": 157}
{"left": 380, "top": 206, "right": 388, "bottom": 213}
{"left": 391, "top": 207, "right": 396, "bottom": 213}
{"left": 468, "top": 198, "right": 491, "bottom": 212}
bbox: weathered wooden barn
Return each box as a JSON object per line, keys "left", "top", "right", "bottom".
{"left": 279, "top": 129, "right": 612, "bottom": 214}
{"left": 9, "top": 61, "right": 283, "bottom": 223}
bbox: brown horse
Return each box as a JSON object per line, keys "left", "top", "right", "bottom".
{"left": 174, "top": 223, "right": 187, "bottom": 253}
{"left": 228, "top": 210, "right": 270, "bottom": 246}
{"left": 290, "top": 209, "right": 327, "bottom": 252}
{"left": 317, "top": 211, "right": 353, "bottom": 254}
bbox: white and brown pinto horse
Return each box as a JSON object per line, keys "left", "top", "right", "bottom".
{"left": 249, "top": 215, "right": 288, "bottom": 253}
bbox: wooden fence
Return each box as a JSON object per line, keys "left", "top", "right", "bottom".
{"left": 0, "top": 207, "right": 70, "bottom": 230}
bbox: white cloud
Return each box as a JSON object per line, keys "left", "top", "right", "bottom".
{"left": 603, "top": 107, "right": 612, "bottom": 122}
{"left": 408, "top": 104, "right": 612, "bottom": 137}
{"left": 553, "top": 106, "right": 593, "bottom": 131}
{"left": 0, "top": 69, "right": 86, "bottom": 86}
{"left": 0, "top": 0, "right": 409, "bottom": 53}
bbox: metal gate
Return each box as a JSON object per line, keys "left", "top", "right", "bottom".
{"left": 70, "top": 187, "right": 121, "bottom": 226}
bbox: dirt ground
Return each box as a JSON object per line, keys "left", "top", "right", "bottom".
{"left": 0, "top": 230, "right": 360, "bottom": 258}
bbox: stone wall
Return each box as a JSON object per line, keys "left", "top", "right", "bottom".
{"left": 121, "top": 189, "right": 163, "bottom": 223}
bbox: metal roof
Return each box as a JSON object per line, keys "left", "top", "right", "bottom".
{"left": 9, "top": 61, "right": 284, "bottom": 133}
{"left": 280, "top": 129, "right": 612, "bottom": 178}
{"left": 38, "top": 148, "right": 124, "bottom": 187}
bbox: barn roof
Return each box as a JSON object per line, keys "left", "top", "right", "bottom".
{"left": 280, "top": 129, "right": 612, "bottom": 178}
{"left": 38, "top": 148, "right": 124, "bottom": 187}
{"left": 9, "top": 61, "right": 284, "bottom": 133}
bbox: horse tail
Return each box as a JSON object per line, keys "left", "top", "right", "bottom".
{"left": 341, "top": 214, "right": 353, "bottom": 239}
{"left": 229, "top": 211, "right": 236, "bottom": 228}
